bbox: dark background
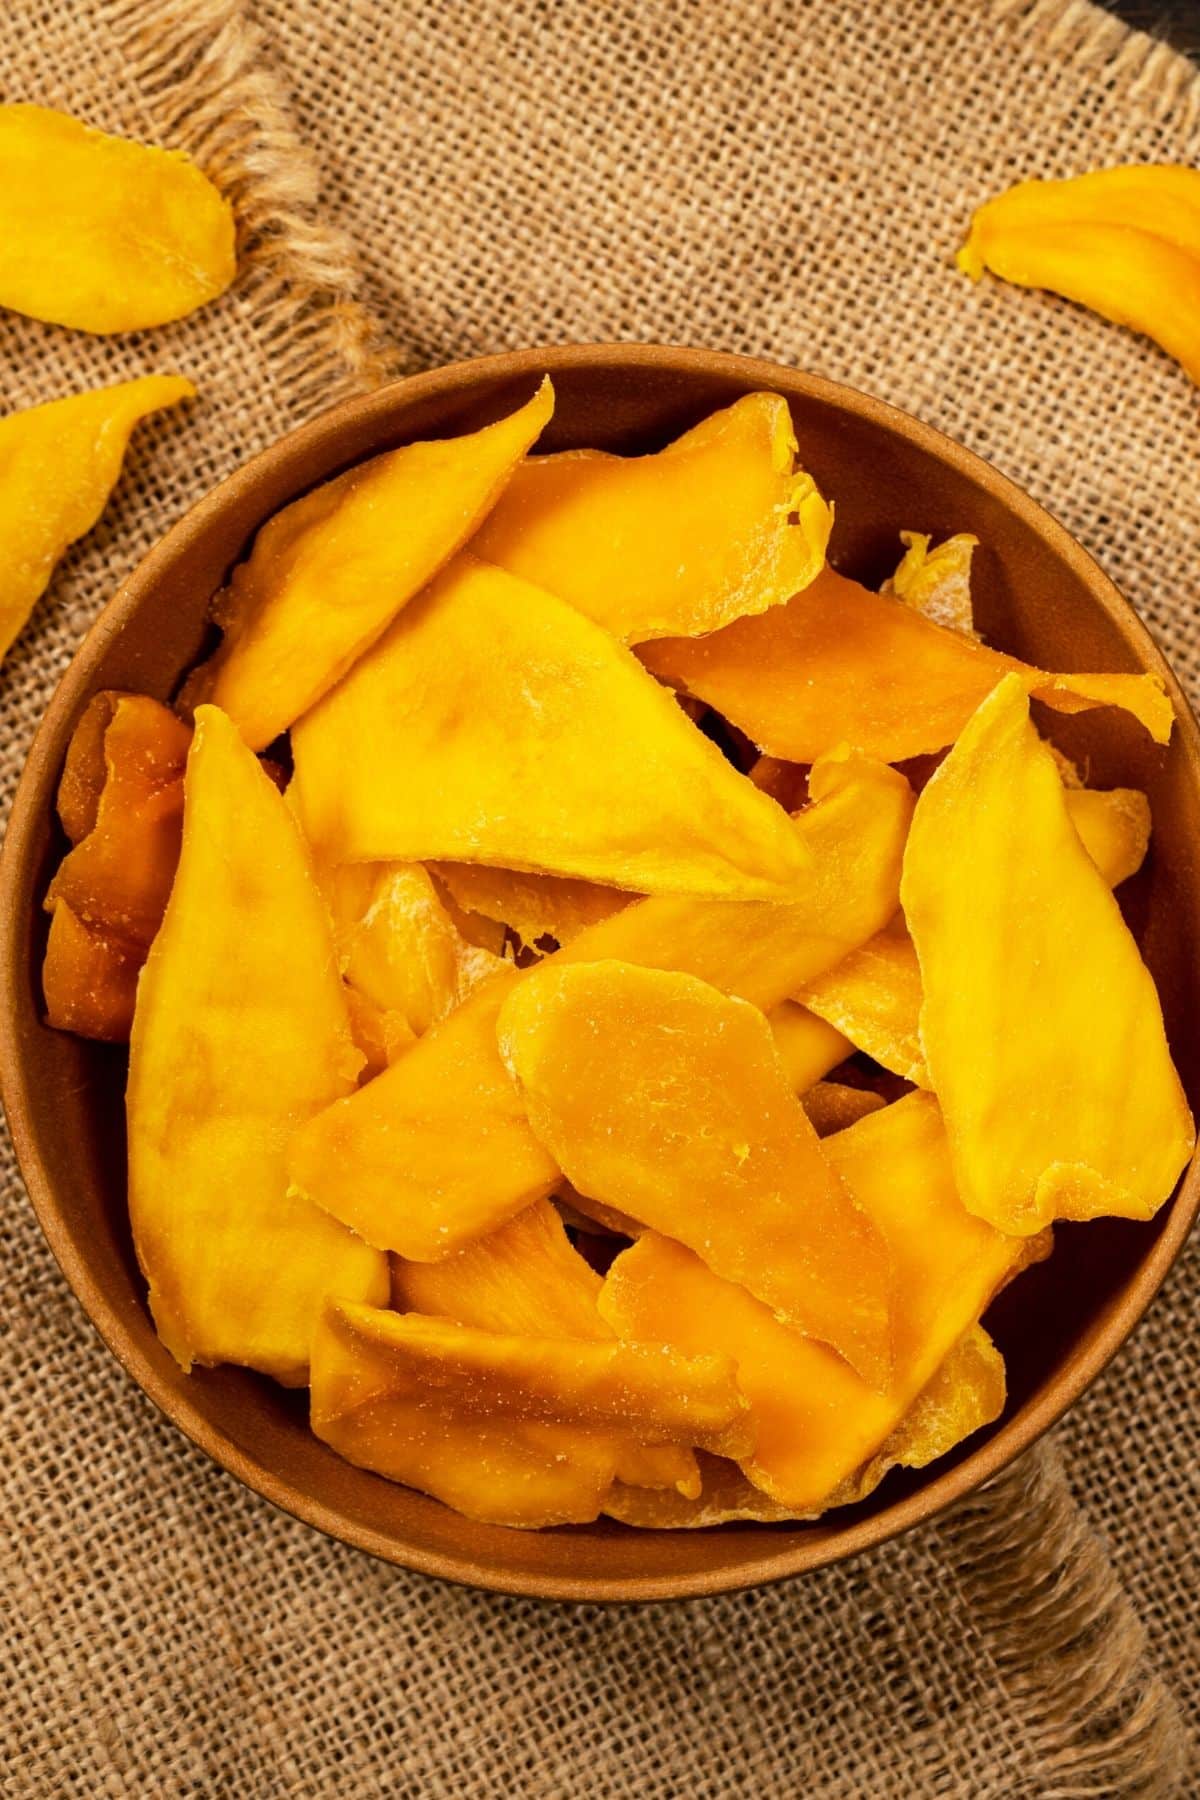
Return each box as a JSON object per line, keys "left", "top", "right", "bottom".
{"left": 1107, "top": 1, "right": 1200, "bottom": 53}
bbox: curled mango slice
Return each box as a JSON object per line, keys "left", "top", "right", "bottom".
{"left": 290, "top": 552, "right": 809, "bottom": 898}
{"left": 392, "top": 1199, "right": 698, "bottom": 1495}
{"left": 430, "top": 861, "right": 630, "bottom": 947}
{"left": 498, "top": 961, "right": 894, "bottom": 1388}
{"left": 0, "top": 375, "right": 194, "bottom": 661}
{"left": 958, "top": 166, "right": 1200, "bottom": 384}
{"left": 598, "top": 1092, "right": 1033, "bottom": 1512}
{"left": 472, "top": 392, "right": 832, "bottom": 642}
{"left": 184, "top": 382, "right": 553, "bottom": 750}
{"left": 640, "top": 566, "right": 1173, "bottom": 762}
{"left": 289, "top": 752, "right": 912, "bottom": 1263}
{"left": 0, "top": 104, "right": 235, "bottom": 332}
{"left": 901, "top": 675, "right": 1194, "bottom": 1234}
{"left": 310, "top": 1302, "right": 750, "bottom": 1528}
{"left": 127, "top": 706, "right": 388, "bottom": 1383}
{"left": 883, "top": 531, "right": 977, "bottom": 635}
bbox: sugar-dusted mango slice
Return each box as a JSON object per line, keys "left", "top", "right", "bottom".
{"left": 0, "top": 104, "right": 234, "bottom": 332}
{"left": 430, "top": 861, "right": 631, "bottom": 947}
{"left": 0, "top": 375, "right": 194, "bottom": 662}
{"left": 472, "top": 392, "right": 832, "bottom": 642}
{"left": 310, "top": 1302, "right": 751, "bottom": 1528}
{"left": 183, "top": 383, "right": 553, "bottom": 750}
{"left": 602, "top": 1324, "right": 1005, "bottom": 1526}
{"left": 127, "top": 706, "right": 388, "bottom": 1384}
{"left": 392, "top": 1199, "right": 698, "bottom": 1495}
{"left": 641, "top": 566, "right": 1172, "bottom": 761}
{"left": 290, "top": 553, "right": 808, "bottom": 898}
{"left": 498, "top": 961, "right": 893, "bottom": 1387}
{"left": 902, "top": 675, "right": 1193, "bottom": 1235}
{"left": 289, "top": 750, "right": 912, "bottom": 1260}
{"left": 883, "top": 531, "right": 978, "bottom": 634}
{"left": 598, "top": 1092, "right": 1035, "bottom": 1511}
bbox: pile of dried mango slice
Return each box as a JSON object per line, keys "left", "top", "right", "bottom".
{"left": 42, "top": 381, "right": 1195, "bottom": 1530}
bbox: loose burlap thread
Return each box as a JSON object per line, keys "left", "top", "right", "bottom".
{"left": 2, "top": 1, "right": 1198, "bottom": 1793}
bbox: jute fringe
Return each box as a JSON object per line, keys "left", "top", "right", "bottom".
{"left": 996, "top": 0, "right": 1200, "bottom": 131}
{"left": 99, "top": 0, "right": 401, "bottom": 415}
{"left": 940, "top": 1442, "right": 1189, "bottom": 1795}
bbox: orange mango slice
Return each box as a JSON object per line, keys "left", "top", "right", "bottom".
{"left": 901, "top": 675, "right": 1193, "bottom": 1234}
{"left": 472, "top": 392, "right": 831, "bottom": 641}
{"left": 883, "top": 530, "right": 978, "bottom": 634}
{"left": 430, "top": 861, "right": 630, "bottom": 947}
{"left": 184, "top": 382, "right": 554, "bottom": 750}
{"left": 127, "top": 706, "right": 387, "bottom": 1384}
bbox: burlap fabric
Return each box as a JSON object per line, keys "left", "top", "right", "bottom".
{"left": 2, "top": 0, "right": 1198, "bottom": 1792}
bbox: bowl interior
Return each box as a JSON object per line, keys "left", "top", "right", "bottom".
{"left": 4, "top": 345, "right": 1199, "bottom": 1602}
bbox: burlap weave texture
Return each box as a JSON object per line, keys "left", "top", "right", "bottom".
{"left": 2, "top": 0, "right": 1198, "bottom": 1793}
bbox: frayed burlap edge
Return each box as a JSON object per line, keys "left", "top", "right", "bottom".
{"left": 997, "top": 0, "right": 1200, "bottom": 131}
{"left": 939, "top": 1441, "right": 1189, "bottom": 1795}
{"left": 98, "top": 0, "right": 402, "bottom": 414}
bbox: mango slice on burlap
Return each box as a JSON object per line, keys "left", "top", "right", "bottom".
{"left": 598, "top": 1091, "right": 1034, "bottom": 1512}
{"left": 0, "top": 104, "right": 235, "bottom": 332}
{"left": 796, "top": 778, "right": 1153, "bottom": 1087}
{"left": 183, "top": 382, "right": 553, "bottom": 750}
{"left": 883, "top": 530, "right": 978, "bottom": 635}
{"left": 602, "top": 1325, "right": 1005, "bottom": 1526}
{"left": 289, "top": 552, "right": 808, "bottom": 898}
{"left": 289, "top": 750, "right": 912, "bottom": 1261}
{"left": 0, "top": 375, "right": 194, "bottom": 662}
{"left": 901, "top": 674, "right": 1193, "bottom": 1235}
{"left": 310, "top": 1302, "right": 750, "bottom": 1527}
{"left": 640, "top": 566, "right": 1172, "bottom": 762}
{"left": 472, "top": 392, "right": 832, "bottom": 642}
{"left": 127, "top": 706, "right": 387, "bottom": 1384}
{"left": 391, "top": 1199, "right": 698, "bottom": 1495}
{"left": 43, "top": 694, "right": 190, "bottom": 1041}
{"left": 498, "top": 961, "right": 893, "bottom": 1388}
{"left": 430, "top": 861, "right": 631, "bottom": 947}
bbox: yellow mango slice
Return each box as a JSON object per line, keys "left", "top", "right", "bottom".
{"left": 290, "top": 552, "right": 808, "bottom": 898}
{"left": 430, "top": 861, "right": 631, "bottom": 947}
{"left": 326, "top": 860, "right": 505, "bottom": 1041}
{"left": 768, "top": 1000, "right": 852, "bottom": 1093}
{"left": 603, "top": 1325, "right": 1005, "bottom": 1526}
{"left": 640, "top": 566, "right": 1172, "bottom": 762}
{"left": 958, "top": 167, "right": 1200, "bottom": 384}
{"left": 883, "top": 531, "right": 977, "bottom": 634}
{"left": 472, "top": 392, "right": 832, "bottom": 642}
{"left": 0, "top": 375, "right": 194, "bottom": 661}
{"left": 598, "top": 1092, "right": 1036, "bottom": 1511}
{"left": 901, "top": 674, "right": 1194, "bottom": 1234}
{"left": 391, "top": 1199, "right": 698, "bottom": 1495}
{"left": 1065, "top": 785, "right": 1151, "bottom": 889}
{"left": 183, "top": 382, "right": 553, "bottom": 750}
{"left": 0, "top": 104, "right": 235, "bottom": 332}
{"left": 310, "top": 1302, "right": 751, "bottom": 1527}
{"left": 289, "top": 750, "right": 912, "bottom": 1260}
{"left": 127, "top": 706, "right": 388, "bottom": 1383}
{"left": 498, "top": 961, "right": 894, "bottom": 1388}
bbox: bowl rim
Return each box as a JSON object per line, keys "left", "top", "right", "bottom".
{"left": 3, "top": 340, "right": 1198, "bottom": 1603}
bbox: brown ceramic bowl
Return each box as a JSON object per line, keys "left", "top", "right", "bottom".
{"left": 3, "top": 344, "right": 1199, "bottom": 1602}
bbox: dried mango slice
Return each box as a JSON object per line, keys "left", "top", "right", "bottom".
{"left": 42, "top": 900, "right": 142, "bottom": 1042}
{"left": 958, "top": 167, "right": 1200, "bottom": 384}
{"left": 801, "top": 1081, "right": 886, "bottom": 1136}
{"left": 310, "top": 1302, "right": 750, "bottom": 1527}
{"left": 289, "top": 751, "right": 912, "bottom": 1260}
{"left": 768, "top": 1000, "right": 852, "bottom": 1093}
{"left": 0, "top": 375, "right": 194, "bottom": 661}
{"left": 183, "top": 383, "right": 553, "bottom": 750}
{"left": 127, "top": 706, "right": 388, "bottom": 1383}
{"left": 326, "top": 861, "right": 505, "bottom": 1041}
{"left": 640, "top": 566, "right": 1172, "bottom": 762}
{"left": 391, "top": 1199, "right": 698, "bottom": 1495}
{"left": 498, "top": 961, "right": 894, "bottom": 1388}
{"left": 901, "top": 675, "right": 1194, "bottom": 1234}
{"left": 883, "top": 531, "right": 977, "bottom": 635}
{"left": 0, "top": 104, "right": 235, "bottom": 332}
{"left": 598, "top": 1092, "right": 1036, "bottom": 1511}
{"left": 472, "top": 392, "right": 832, "bottom": 642}
{"left": 603, "top": 1326, "right": 1005, "bottom": 1526}
{"left": 1065, "top": 785, "right": 1151, "bottom": 890}
{"left": 290, "top": 553, "right": 808, "bottom": 898}
{"left": 430, "top": 861, "right": 630, "bottom": 947}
